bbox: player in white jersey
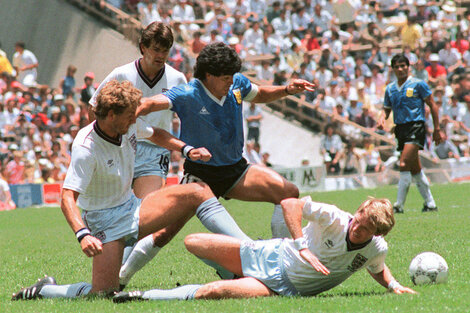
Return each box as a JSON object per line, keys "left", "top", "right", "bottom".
{"left": 11, "top": 80, "right": 227, "bottom": 300}
{"left": 113, "top": 197, "right": 416, "bottom": 302}
{"left": 89, "top": 22, "right": 189, "bottom": 288}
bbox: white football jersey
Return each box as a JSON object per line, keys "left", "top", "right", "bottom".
{"left": 281, "top": 199, "right": 388, "bottom": 296}
{"left": 63, "top": 119, "right": 153, "bottom": 211}
{"left": 90, "top": 61, "right": 187, "bottom": 144}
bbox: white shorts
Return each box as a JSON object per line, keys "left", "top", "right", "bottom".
{"left": 134, "top": 141, "right": 170, "bottom": 179}
{"left": 240, "top": 239, "right": 299, "bottom": 296}
{"left": 82, "top": 194, "right": 141, "bottom": 245}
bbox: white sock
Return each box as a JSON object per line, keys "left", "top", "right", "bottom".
{"left": 119, "top": 235, "right": 161, "bottom": 286}
{"left": 271, "top": 204, "right": 290, "bottom": 238}
{"left": 121, "top": 241, "right": 137, "bottom": 265}
{"left": 413, "top": 170, "right": 436, "bottom": 208}
{"left": 196, "top": 197, "right": 251, "bottom": 241}
{"left": 396, "top": 171, "right": 412, "bottom": 209}
{"left": 142, "top": 284, "right": 202, "bottom": 300}
{"left": 39, "top": 282, "right": 91, "bottom": 298}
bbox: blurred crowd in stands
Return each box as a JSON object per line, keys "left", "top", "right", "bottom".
{"left": 2, "top": 0, "right": 470, "bottom": 208}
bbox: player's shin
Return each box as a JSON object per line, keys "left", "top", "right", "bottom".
{"left": 142, "top": 284, "right": 202, "bottom": 300}
{"left": 196, "top": 197, "right": 251, "bottom": 241}
{"left": 119, "top": 235, "right": 161, "bottom": 287}
{"left": 40, "top": 282, "right": 91, "bottom": 298}
{"left": 413, "top": 170, "right": 436, "bottom": 208}
{"left": 395, "top": 171, "right": 412, "bottom": 209}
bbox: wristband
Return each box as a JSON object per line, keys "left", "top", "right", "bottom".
{"left": 75, "top": 228, "right": 91, "bottom": 243}
{"left": 181, "top": 144, "right": 195, "bottom": 158}
{"left": 293, "top": 237, "right": 308, "bottom": 251}
{"left": 285, "top": 85, "right": 294, "bottom": 96}
{"left": 387, "top": 279, "right": 402, "bottom": 291}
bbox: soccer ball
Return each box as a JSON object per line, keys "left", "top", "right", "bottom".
{"left": 409, "top": 252, "right": 448, "bottom": 285}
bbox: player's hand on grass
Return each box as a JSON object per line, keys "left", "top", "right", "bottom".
{"left": 188, "top": 147, "right": 212, "bottom": 162}
{"left": 299, "top": 249, "right": 330, "bottom": 275}
{"left": 391, "top": 285, "right": 417, "bottom": 294}
{"left": 286, "top": 79, "right": 316, "bottom": 95}
{"left": 80, "top": 235, "right": 103, "bottom": 257}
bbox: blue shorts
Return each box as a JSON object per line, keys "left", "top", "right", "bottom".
{"left": 240, "top": 239, "right": 299, "bottom": 296}
{"left": 82, "top": 194, "right": 141, "bottom": 245}
{"left": 134, "top": 141, "right": 170, "bottom": 179}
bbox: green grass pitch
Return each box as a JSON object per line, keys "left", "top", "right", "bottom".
{"left": 1, "top": 182, "right": 469, "bottom": 313}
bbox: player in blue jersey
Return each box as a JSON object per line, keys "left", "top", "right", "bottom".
{"left": 378, "top": 54, "right": 442, "bottom": 214}
{"left": 137, "top": 42, "right": 315, "bottom": 250}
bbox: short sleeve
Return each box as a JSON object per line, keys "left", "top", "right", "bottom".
{"left": 366, "top": 250, "right": 387, "bottom": 274}
{"left": 417, "top": 80, "right": 432, "bottom": 100}
{"left": 89, "top": 69, "right": 121, "bottom": 107}
{"left": 63, "top": 145, "right": 96, "bottom": 194}
{"left": 136, "top": 118, "right": 154, "bottom": 139}
{"left": 164, "top": 84, "right": 192, "bottom": 114}
{"left": 383, "top": 86, "right": 391, "bottom": 109}
{"left": 302, "top": 200, "right": 340, "bottom": 226}
{"left": 233, "top": 73, "right": 258, "bottom": 101}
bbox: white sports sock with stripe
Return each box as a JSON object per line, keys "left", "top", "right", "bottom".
{"left": 39, "top": 282, "right": 91, "bottom": 298}
{"left": 413, "top": 170, "right": 436, "bottom": 208}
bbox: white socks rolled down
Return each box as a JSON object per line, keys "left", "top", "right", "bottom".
{"left": 142, "top": 284, "right": 202, "bottom": 300}
{"left": 395, "top": 171, "right": 412, "bottom": 209}
{"left": 413, "top": 170, "right": 436, "bottom": 208}
{"left": 39, "top": 282, "right": 91, "bottom": 298}
{"left": 271, "top": 204, "right": 290, "bottom": 238}
{"left": 119, "top": 235, "right": 161, "bottom": 287}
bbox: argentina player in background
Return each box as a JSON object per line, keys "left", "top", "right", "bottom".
{"left": 137, "top": 42, "right": 316, "bottom": 276}
{"left": 88, "top": 22, "right": 189, "bottom": 289}
{"left": 378, "top": 54, "right": 442, "bottom": 214}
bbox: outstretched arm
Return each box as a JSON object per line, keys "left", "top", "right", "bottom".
{"left": 280, "top": 198, "right": 330, "bottom": 275}
{"left": 136, "top": 94, "right": 171, "bottom": 117}
{"left": 368, "top": 264, "right": 416, "bottom": 294}
{"left": 148, "top": 127, "right": 211, "bottom": 162}
{"left": 251, "top": 79, "right": 316, "bottom": 103}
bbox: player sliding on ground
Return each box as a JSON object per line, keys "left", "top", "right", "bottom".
{"left": 113, "top": 196, "right": 416, "bottom": 301}
{"left": 11, "top": 80, "right": 228, "bottom": 300}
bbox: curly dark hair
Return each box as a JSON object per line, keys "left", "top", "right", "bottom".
{"left": 139, "top": 22, "right": 174, "bottom": 54}
{"left": 194, "top": 42, "right": 242, "bottom": 80}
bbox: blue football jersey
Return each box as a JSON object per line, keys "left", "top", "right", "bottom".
{"left": 384, "top": 77, "right": 432, "bottom": 124}
{"left": 164, "top": 73, "right": 256, "bottom": 166}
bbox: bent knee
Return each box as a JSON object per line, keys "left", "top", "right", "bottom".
{"left": 184, "top": 233, "right": 207, "bottom": 252}
{"left": 274, "top": 182, "right": 299, "bottom": 202}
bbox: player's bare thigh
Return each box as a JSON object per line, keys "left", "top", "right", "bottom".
{"left": 184, "top": 233, "right": 243, "bottom": 276}
{"left": 195, "top": 277, "right": 276, "bottom": 299}
{"left": 133, "top": 175, "right": 166, "bottom": 199}
{"left": 138, "top": 182, "right": 213, "bottom": 239}
{"left": 399, "top": 143, "right": 421, "bottom": 174}
{"left": 90, "top": 239, "right": 125, "bottom": 294}
{"left": 226, "top": 164, "right": 299, "bottom": 203}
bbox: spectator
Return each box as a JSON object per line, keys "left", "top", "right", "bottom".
{"left": 431, "top": 130, "right": 460, "bottom": 161}
{"left": 0, "top": 42, "right": 14, "bottom": 76}
{"left": 12, "top": 41, "right": 38, "bottom": 87}
{"left": 59, "top": 65, "right": 77, "bottom": 99}
{"left": 4, "top": 150, "right": 24, "bottom": 184}
{"left": 271, "top": 9, "right": 292, "bottom": 37}
{"left": 342, "top": 141, "right": 361, "bottom": 174}
{"left": 426, "top": 54, "right": 447, "bottom": 86}
{"left": 438, "top": 41, "right": 462, "bottom": 75}
{"left": 355, "top": 104, "right": 377, "bottom": 130}
{"left": 400, "top": 16, "right": 423, "bottom": 50}
{"left": 363, "top": 137, "right": 385, "bottom": 173}
{"left": 320, "top": 124, "right": 344, "bottom": 175}
{"left": 244, "top": 102, "right": 263, "bottom": 143}
{"left": 0, "top": 171, "right": 16, "bottom": 211}
{"left": 80, "top": 72, "right": 96, "bottom": 106}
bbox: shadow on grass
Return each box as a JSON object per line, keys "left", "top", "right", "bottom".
{"left": 314, "top": 290, "right": 385, "bottom": 298}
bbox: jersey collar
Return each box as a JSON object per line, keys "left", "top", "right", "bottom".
{"left": 396, "top": 75, "right": 411, "bottom": 91}
{"left": 135, "top": 59, "right": 166, "bottom": 89}
{"left": 196, "top": 79, "right": 226, "bottom": 106}
{"left": 93, "top": 120, "right": 122, "bottom": 146}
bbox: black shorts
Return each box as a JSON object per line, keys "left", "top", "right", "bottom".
{"left": 394, "top": 121, "right": 426, "bottom": 152}
{"left": 182, "top": 158, "right": 250, "bottom": 198}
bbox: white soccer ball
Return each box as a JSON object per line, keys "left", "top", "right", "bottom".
{"left": 409, "top": 252, "right": 448, "bottom": 285}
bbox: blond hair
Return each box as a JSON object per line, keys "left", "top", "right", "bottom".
{"left": 94, "top": 80, "right": 142, "bottom": 119}
{"left": 356, "top": 197, "right": 395, "bottom": 236}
